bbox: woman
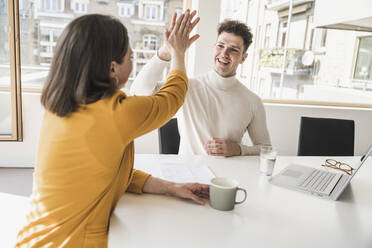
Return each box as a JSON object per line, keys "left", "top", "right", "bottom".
{"left": 15, "top": 11, "right": 208, "bottom": 247}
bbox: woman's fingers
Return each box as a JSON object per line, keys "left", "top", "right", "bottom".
{"left": 186, "top": 11, "right": 199, "bottom": 35}
{"left": 188, "top": 34, "right": 200, "bottom": 46}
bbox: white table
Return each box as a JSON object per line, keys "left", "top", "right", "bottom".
{"left": 108, "top": 154, "right": 372, "bottom": 248}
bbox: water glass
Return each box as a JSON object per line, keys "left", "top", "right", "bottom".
{"left": 259, "top": 145, "right": 277, "bottom": 176}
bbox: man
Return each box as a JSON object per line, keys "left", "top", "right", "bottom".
{"left": 131, "top": 15, "right": 271, "bottom": 157}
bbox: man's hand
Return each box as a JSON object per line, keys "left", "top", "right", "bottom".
{"left": 158, "top": 9, "right": 200, "bottom": 61}
{"left": 204, "top": 138, "right": 241, "bottom": 157}
{"left": 168, "top": 182, "right": 209, "bottom": 205}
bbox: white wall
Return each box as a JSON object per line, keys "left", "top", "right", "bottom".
{"left": 265, "top": 103, "right": 372, "bottom": 156}
{"left": 0, "top": 93, "right": 43, "bottom": 167}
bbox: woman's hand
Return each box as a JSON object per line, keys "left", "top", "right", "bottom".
{"left": 143, "top": 176, "right": 209, "bottom": 205}
{"left": 168, "top": 182, "right": 209, "bottom": 205}
{"left": 159, "top": 10, "right": 200, "bottom": 61}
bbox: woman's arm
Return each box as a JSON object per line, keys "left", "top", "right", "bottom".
{"left": 142, "top": 176, "right": 209, "bottom": 205}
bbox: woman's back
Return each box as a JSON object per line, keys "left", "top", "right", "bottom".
{"left": 16, "top": 70, "right": 187, "bottom": 247}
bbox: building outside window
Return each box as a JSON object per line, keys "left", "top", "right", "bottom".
{"left": 2, "top": 0, "right": 182, "bottom": 139}
{"left": 143, "top": 34, "right": 157, "bottom": 50}
{"left": 71, "top": 0, "right": 88, "bottom": 14}
{"left": 277, "top": 21, "right": 287, "bottom": 48}
{"left": 118, "top": 3, "right": 134, "bottom": 17}
{"left": 264, "top": 23, "right": 271, "bottom": 48}
{"left": 40, "top": 0, "right": 65, "bottom": 12}
{"left": 144, "top": 4, "right": 158, "bottom": 20}
{"left": 221, "top": 0, "right": 372, "bottom": 106}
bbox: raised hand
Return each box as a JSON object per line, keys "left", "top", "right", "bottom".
{"left": 159, "top": 10, "right": 200, "bottom": 61}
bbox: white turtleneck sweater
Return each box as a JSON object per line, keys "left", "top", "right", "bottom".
{"left": 130, "top": 55, "right": 271, "bottom": 156}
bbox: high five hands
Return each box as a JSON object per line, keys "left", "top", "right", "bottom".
{"left": 160, "top": 9, "right": 200, "bottom": 61}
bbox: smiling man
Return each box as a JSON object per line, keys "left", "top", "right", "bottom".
{"left": 131, "top": 18, "right": 271, "bottom": 157}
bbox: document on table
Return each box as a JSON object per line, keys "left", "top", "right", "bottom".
{"left": 136, "top": 162, "right": 215, "bottom": 184}
{"left": 160, "top": 163, "right": 215, "bottom": 184}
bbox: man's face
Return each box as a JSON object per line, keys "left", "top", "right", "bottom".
{"left": 213, "top": 32, "right": 248, "bottom": 77}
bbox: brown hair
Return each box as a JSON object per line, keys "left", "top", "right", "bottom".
{"left": 217, "top": 19, "right": 253, "bottom": 53}
{"left": 41, "top": 14, "right": 129, "bottom": 117}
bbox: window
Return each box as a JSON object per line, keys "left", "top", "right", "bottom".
{"left": 354, "top": 36, "right": 372, "bottom": 82}
{"left": 144, "top": 4, "right": 158, "bottom": 20}
{"left": 0, "top": 0, "right": 22, "bottom": 140}
{"left": 39, "top": 28, "right": 63, "bottom": 65}
{"left": 41, "top": 0, "right": 65, "bottom": 12}
{"left": 277, "top": 21, "right": 287, "bottom": 48}
{"left": 118, "top": 4, "right": 134, "bottom": 18}
{"left": 264, "top": 23, "right": 271, "bottom": 48}
{"left": 143, "top": 35, "right": 157, "bottom": 50}
{"left": 72, "top": 0, "right": 88, "bottom": 14}
{"left": 218, "top": 0, "right": 372, "bottom": 107}
{"left": 2, "top": 0, "right": 183, "bottom": 141}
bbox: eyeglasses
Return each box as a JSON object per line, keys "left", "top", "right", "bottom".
{"left": 321, "top": 159, "right": 354, "bottom": 175}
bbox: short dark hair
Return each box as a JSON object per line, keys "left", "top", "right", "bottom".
{"left": 41, "top": 14, "right": 129, "bottom": 117}
{"left": 217, "top": 19, "right": 253, "bottom": 53}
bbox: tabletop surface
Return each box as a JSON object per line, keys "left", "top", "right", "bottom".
{"left": 108, "top": 154, "right": 372, "bottom": 248}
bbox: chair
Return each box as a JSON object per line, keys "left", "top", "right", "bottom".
{"left": 297, "top": 116, "right": 355, "bottom": 156}
{"left": 158, "top": 118, "right": 180, "bottom": 154}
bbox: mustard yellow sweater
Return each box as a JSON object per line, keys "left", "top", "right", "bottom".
{"left": 15, "top": 70, "right": 188, "bottom": 247}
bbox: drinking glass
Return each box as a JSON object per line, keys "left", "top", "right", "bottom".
{"left": 259, "top": 145, "right": 277, "bottom": 176}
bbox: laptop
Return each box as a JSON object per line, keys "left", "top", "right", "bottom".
{"left": 269, "top": 145, "right": 372, "bottom": 201}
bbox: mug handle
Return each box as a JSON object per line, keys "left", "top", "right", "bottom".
{"left": 235, "top": 187, "right": 247, "bottom": 205}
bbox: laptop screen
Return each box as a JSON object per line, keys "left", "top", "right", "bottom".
{"left": 350, "top": 145, "right": 372, "bottom": 180}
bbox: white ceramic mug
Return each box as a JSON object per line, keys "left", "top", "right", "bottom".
{"left": 209, "top": 177, "right": 247, "bottom": 211}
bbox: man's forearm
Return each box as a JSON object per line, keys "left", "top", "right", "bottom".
{"left": 129, "top": 55, "right": 169, "bottom": 96}
{"left": 240, "top": 144, "right": 263, "bottom": 156}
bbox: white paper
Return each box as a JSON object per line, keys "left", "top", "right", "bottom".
{"left": 159, "top": 163, "right": 215, "bottom": 184}
{"left": 134, "top": 160, "right": 216, "bottom": 184}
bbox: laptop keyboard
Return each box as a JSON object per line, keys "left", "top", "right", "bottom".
{"left": 298, "top": 169, "right": 336, "bottom": 193}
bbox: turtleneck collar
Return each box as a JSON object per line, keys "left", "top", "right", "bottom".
{"left": 207, "top": 70, "right": 238, "bottom": 91}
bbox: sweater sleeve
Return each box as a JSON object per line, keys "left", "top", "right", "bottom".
{"left": 240, "top": 99, "right": 271, "bottom": 156}
{"left": 130, "top": 54, "right": 170, "bottom": 96}
{"left": 126, "top": 169, "right": 151, "bottom": 194}
{"left": 114, "top": 70, "right": 188, "bottom": 141}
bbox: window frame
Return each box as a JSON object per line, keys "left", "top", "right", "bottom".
{"left": 144, "top": 4, "right": 158, "bottom": 21}
{"left": 352, "top": 35, "right": 372, "bottom": 82}
{"left": 0, "top": 0, "right": 23, "bottom": 141}
{"left": 142, "top": 34, "right": 158, "bottom": 50}
{"left": 118, "top": 3, "right": 134, "bottom": 18}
